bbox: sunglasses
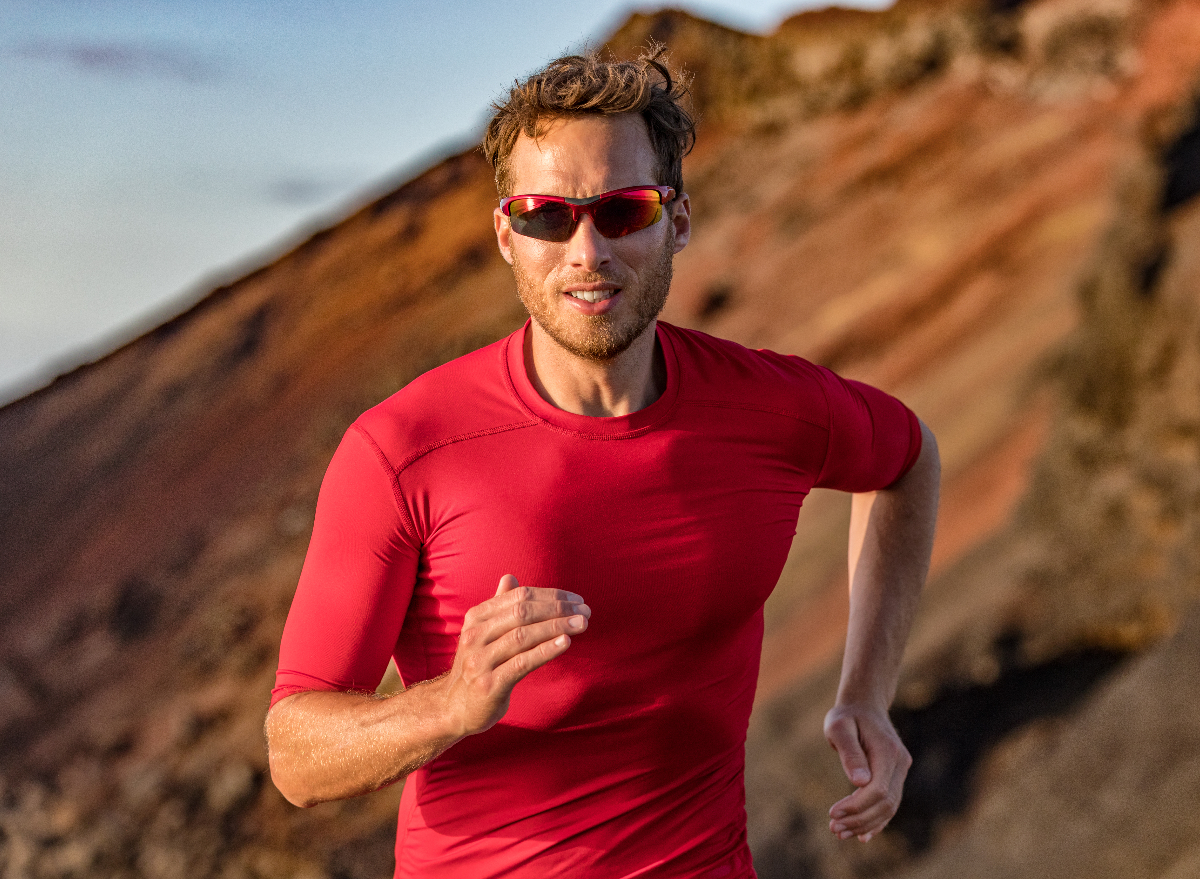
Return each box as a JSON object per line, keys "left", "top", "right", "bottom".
{"left": 500, "top": 185, "right": 675, "bottom": 242}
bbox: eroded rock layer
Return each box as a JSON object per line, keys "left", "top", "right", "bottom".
{"left": 2, "top": 1, "right": 1200, "bottom": 876}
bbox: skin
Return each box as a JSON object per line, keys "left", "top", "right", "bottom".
{"left": 266, "top": 113, "right": 686, "bottom": 808}
{"left": 267, "top": 113, "right": 941, "bottom": 848}
{"left": 494, "top": 113, "right": 691, "bottom": 417}
{"left": 826, "top": 422, "right": 939, "bottom": 842}
{"left": 267, "top": 575, "right": 591, "bottom": 807}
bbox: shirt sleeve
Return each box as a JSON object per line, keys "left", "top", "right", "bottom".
{"left": 271, "top": 423, "right": 421, "bottom": 707}
{"left": 811, "top": 365, "right": 923, "bottom": 493}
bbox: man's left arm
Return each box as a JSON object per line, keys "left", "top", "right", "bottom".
{"left": 824, "top": 418, "right": 940, "bottom": 843}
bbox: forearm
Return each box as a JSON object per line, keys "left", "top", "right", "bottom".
{"left": 265, "top": 677, "right": 462, "bottom": 808}
{"left": 267, "top": 577, "right": 590, "bottom": 809}
{"left": 838, "top": 421, "right": 940, "bottom": 708}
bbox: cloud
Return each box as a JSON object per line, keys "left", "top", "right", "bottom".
{"left": 13, "top": 40, "right": 220, "bottom": 84}
{"left": 263, "top": 173, "right": 363, "bottom": 207}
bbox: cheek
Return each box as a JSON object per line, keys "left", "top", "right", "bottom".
{"left": 616, "top": 228, "right": 672, "bottom": 270}
{"left": 512, "top": 236, "right": 559, "bottom": 268}
{"left": 511, "top": 242, "right": 563, "bottom": 291}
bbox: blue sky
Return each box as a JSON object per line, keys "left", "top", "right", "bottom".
{"left": 0, "top": 0, "right": 885, "bottom": 403}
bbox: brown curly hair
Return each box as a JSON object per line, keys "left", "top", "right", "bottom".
{"left": 482, "top": 48, "right": 695, "bottom": 198}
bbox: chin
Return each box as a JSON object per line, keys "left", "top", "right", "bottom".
{"left": 534, "top": 310, "right": 649, "bottom": 362}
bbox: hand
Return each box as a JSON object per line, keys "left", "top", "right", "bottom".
{"left": 440, "top": 574, "right": 589, "bottom": 738}
{"left": 824, "top": 703, "right": 911, "bottom": 843}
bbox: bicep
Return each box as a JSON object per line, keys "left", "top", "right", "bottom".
{"left": 273, "top": 426, "right": 420, "bottom": 706}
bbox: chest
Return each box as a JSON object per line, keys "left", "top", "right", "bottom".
{"left": 404, "top": 415, "right": 825, "bottom": 648}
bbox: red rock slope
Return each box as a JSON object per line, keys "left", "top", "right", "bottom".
{"left": 2, "top": 1, "right": 1200, "bottom": 877}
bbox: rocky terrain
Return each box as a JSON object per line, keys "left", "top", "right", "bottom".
{"left": 2, "top": 0, "right": 1200, "bottom": 876}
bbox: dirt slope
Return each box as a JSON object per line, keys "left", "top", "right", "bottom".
{"left": 2, "top": 1, "right": 1200, "bottom": 877}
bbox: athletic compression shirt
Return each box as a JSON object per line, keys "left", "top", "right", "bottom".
{"left": 273, "top": 320, "right": 921, "bottom": 878}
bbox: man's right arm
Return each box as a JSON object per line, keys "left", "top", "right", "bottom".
{"left": 265, "top": 575, "right": 589, "bottom": 807}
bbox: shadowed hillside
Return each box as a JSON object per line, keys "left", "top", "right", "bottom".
{"left": 3, "top": 1, "right": 1200, "bottom": 877}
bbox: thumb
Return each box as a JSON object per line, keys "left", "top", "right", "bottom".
{"left": 496, "top": 574, "right": 519, "bottom": 596}
{"left": 825, "top": 712, "right": 872, "bottom": 788}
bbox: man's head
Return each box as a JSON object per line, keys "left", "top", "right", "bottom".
{"left": 484, "top": 51, "right": 695, "bottom": 363}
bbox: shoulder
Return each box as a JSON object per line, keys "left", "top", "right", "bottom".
{"left": 660, "top": 322, "right": 837, "bottom": 426}
{"left": 352, "top": 332, "right": 533, "bottom": 473}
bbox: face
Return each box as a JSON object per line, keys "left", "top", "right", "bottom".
{"left": 494, "top": 114, "right": 691, "bottom": 362}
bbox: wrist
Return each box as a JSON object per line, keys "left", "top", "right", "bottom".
{"left": 832, "top": 690, "right": 892, "bottom": 714}
{"left": 407, "top": 673, "right": 471, "bottom": 745}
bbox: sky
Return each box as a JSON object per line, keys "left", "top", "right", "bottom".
{"left": 0, "top": 0, "right": 886, "bottom": 404}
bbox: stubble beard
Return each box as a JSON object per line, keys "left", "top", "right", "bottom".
{"left": 512, "top": 234, "right": 674, "bottom": 363}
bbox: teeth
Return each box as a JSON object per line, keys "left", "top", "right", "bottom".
{"left": 569, "top": 289, "right": 614, "bottom": 303}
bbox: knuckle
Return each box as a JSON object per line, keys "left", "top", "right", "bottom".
{"left": 508, "top": 652, "right": 529, "bottom": 678}
{"left": 516, "top": 586, "right": 534, "bottom": 602}
{"left": 510, "top": 625, "right": 529, "bottom": 649}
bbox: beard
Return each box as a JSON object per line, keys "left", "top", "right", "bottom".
{"left": 512, "top": 232, "right": 674, "bottom": 362}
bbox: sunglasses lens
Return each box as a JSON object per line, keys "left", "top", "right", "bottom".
{"left": 592, "top": 191, "right": 664, "bottom": 238}
{"left": 505, "top": 189, "right": 669, "bottom": 241}
{"left": 507, "top": 198, "right": 575, "bottom": 242}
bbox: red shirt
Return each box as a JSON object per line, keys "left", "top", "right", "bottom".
{"left": 273, "top": 321, "right": 921, "bottom": 878}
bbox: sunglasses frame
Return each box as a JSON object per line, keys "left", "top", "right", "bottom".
{"left": 500, "top": 185, "right": 676, "bottom": 242}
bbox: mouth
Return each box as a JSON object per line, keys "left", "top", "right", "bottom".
{"left": 568, "top": 288, "right": 617, "bottom": 303}
{"left": 562, "top": 284, "right": 621, "bottom": 316}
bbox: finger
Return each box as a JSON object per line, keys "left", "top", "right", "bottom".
{"left": 471, "top": 600, "right": 591, "bottom": 641}
{"left": 487, "top": 614, "right": 588, "bottom": 667}
{"left": 830, "top": 804, "right": 894, "bottom": 841}
{"left": 830, "top": 753, "right": 904, "bottom": 812}
{"left": 495, "top": 573, "right": 519, "bottom": 596}
{"left": 824, "top": 713, "right": 871, "bottom": 788}
{"left": 829, "top": 782, "right": 887, "bottom": 821}
{"left": 487, "top": 582, "right": 586, "bottom": 607}
{"left": 830, "top": 794, "right": 896, "bottom": 834}
{"left": 480, "top": 602, "right": 591, "bottom": 646}
{"left": 830, "top": 772, "right": 904, "bottom": 839}
{"left": 494, "top": 631, "right": 574, "bottom": 689}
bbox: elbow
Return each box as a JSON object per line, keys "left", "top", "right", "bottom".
{"left": 265, "top": 701, "right": 321, "bottom": 809}
{"left": 916, "top": 420, "right": 940, "bottom": 479}
{"left": 884, "top": 420, "right": 939, "bottom": 501}
{"left": 269, "top": 761, "right": 321, "bottom": 809}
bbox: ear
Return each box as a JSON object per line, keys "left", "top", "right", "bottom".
{"left": 494, "top": 207, "right": 515, "bottom": 266}
{"left": 670, "top": 193, "right": 692, "bottom": 254}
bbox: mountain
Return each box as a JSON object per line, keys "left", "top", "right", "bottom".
{"left": 2, "top": 1, "right": 1200, "bottom": 877}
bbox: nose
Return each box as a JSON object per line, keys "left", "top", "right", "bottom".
{"left": 565, "top": 213, "right": 612, "bottom": 272}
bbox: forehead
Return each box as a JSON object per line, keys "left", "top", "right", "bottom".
{"left": 507, "top": 113, "right": 656, "bottom": 197}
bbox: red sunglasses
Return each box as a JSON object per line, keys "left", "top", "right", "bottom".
{"left": 500, "top": 185, "right": 675, "bottom": 242}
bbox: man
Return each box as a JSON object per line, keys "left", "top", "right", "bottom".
{"left": 266, "top": 50, "right": 939, "bottom": 878}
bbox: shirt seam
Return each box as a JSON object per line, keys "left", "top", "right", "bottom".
{"left": 393, "top": 419, "right": 539, "bottom": 473}
{"left": 348, "top": 422, "right": 421, "bottom": 545}
{"left": 811, "top": 374, "right": 836, "bottom": 487}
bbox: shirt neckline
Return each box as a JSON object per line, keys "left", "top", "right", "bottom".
{"left": 503, "top": 319, "right": 680, "bottom": 437}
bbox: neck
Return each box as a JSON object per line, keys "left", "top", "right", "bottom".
{"left": 524, "top": 321, "right": 666, "bottom": 417}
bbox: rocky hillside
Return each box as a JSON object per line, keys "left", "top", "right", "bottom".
{"left": 2, "top": 1, "right": 1200, "bottom": 877}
